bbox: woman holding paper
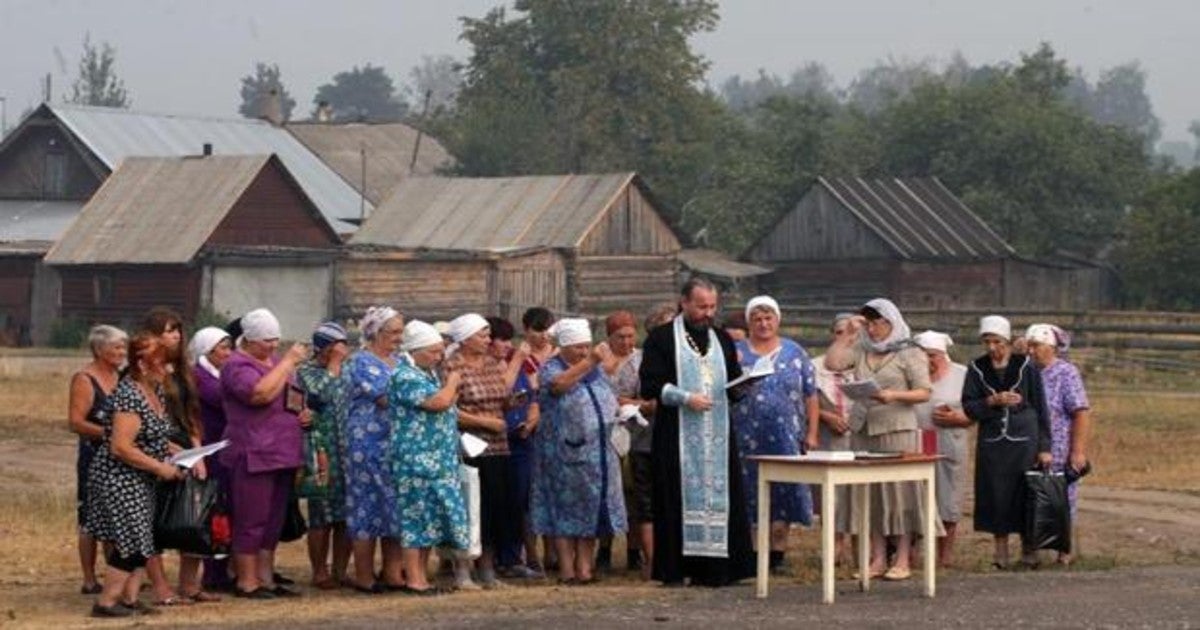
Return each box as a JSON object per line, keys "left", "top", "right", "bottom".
{"left": 219, "top": 308, "right": 311, "bottom": 599}
{"left": 83, "top": 333, "right": 185, "bottom": 617}
{"left": 828, "top": 298, "right": 931, "bottom": 581}
{"left": 730, "top": 295, "right": 819, "bottom": 574}
{"left": 530, "top": 318, "right": 627, "bottom": 584}
{"left": 912, "top": 331, "right": 970, "bottom": 568}
{"left": 390, "top": 320, "right": 470, "bottom": 594}
{"left": 190, "top": 326, "right": 235, "bottom": 592}
{"left": 343, "top": 306, "right": 406, "bottom": 593}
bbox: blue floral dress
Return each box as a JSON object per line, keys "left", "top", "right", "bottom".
{"left": 343, "top": 350, "right": 399, "bottom": 540}
{"left": 529, "top": 357, "right": 627, "bottom": 538}
{"left": 389, "top": 361, "right": 470, "bottom": 549}
{"left": 732, "top": 338, "right": 816, "bottom": 526}
{"left": 297, "top": 361, "right": 350, "bottom": 528}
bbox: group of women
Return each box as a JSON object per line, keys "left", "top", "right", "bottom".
{"left": 68, "top": 293, "right": 1092, "bottom": 617}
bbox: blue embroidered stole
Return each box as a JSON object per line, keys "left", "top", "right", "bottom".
{"left": 672, "top": 316, "right": 730, "bottom": 558}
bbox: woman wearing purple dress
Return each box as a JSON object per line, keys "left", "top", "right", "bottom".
{"left": 190, "top": 327, "right": 234, "bottom": 591}
{"left": 1025, "top": 324, "right": 1092, "bottom": 565}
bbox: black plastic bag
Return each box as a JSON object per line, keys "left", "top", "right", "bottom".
{"left": 155, "top": 474, "right": 225, "bottom": 556}
{"left": 279, "top": 493, "right": 307, "bottom": 543}
{"left": 1024, "top": 470, "right": 1071, "bottom": 553}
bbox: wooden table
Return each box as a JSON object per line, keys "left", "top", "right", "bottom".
{"left": 749, "top": 453, "right": 940, "bottom": 604}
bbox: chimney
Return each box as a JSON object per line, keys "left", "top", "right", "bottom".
{"left": 316, "top": 101, "right": 333, "bottom": 123}
{"left": 202, "top": 143, "right": 213, "bottom": 156}
{"left": 259, "top": 88, "right": 284, "bottom": 126}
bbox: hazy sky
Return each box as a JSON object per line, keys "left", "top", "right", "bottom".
{"left": 1, "top": 0, "right": 1197, "bottom": 142}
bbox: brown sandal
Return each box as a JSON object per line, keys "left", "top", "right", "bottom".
{"left": 183, "top": 590, "right": 221, "bottom": 603}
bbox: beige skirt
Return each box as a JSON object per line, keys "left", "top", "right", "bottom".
{"left": 847, "top": 429, "right": 928, "bottom": 536}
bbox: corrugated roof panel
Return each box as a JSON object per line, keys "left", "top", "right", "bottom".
{"left": 45, "top": 155, "right": 270, "bottom": 265}
{"left": 351, "top": 173, "right": 645, "bottom": 252}
{"left": 50, "top": 104, "right": 364, "bottom": 233}
{"left": 0, "top": 200, "right": 84, "bottom": 242}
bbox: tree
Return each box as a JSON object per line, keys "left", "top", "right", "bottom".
{"left": 846, "top": 57, "right": 937, "bottom": 113}
{"left": 67, "top": 34, "right": 130, "bottom": 108}
{"left": 1120, "top": 170, "right": 1200, "bottom": 308}
{"left": 238, "top": 62, "right": 296, "bottom": 122}
{"left": 405, "top": 55, "right": 463, "bottom": 117}
{"left": 312, "top": 64, "right": 407, "bottom": 122}
{"left": 1068, "top": 62, "right": 1161, "bottom": 149}
{"left": 720, "top": 62, "right": 839, "bottom": 113}
{"left": 448, "top": 0, "right": 722, "bottom": 214}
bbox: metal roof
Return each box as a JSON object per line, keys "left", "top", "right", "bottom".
{"left": 45, "top": 155, "right": 277, "bottom": 265}
{"left": 0, "top": 199, "right": 84, "bottom": 242}
{"left": 678, "top": 249, "right": 772, "bottom": 279}
{"left": 819, "top": 176, "right": 1014, "bottom": 260}
{"left": 46, "top": 103, "right": 366, "bottom": 233}
{"left": 286, "top": 122, "right": 453, "bottom": 205}
{"left": 351, "top": 173, "right": 640, "bottom": 251}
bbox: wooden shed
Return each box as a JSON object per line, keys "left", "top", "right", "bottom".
{"left": 44, "top": 154, "right": 340, "bottom": 335}
{"left": 744, "top": 176, "right": 1115, "bottom": 309}
{"left": 342, "top": 173, "right": 682, "bottom": 322}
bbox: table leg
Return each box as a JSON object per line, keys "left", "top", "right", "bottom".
{"left": 856, "top": 482, "right": 871, "bottom": 592}
{"left": 755, "top": 469, "right": 770, "bottom": 599}
{"left": 924, "top": 468, "right": 937, "bottom": 598}
{"left": 822, "top": 480, "right": 835, "bottom": 604}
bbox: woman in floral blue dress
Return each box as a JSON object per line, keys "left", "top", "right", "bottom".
{"left": 390, "top": 320, "right": 470, "bottom": 594}
{"left": 343, "top": 306, "right": 405, "bottom": 592}
{"left": 1025, "top": 324, "right": 1092, "bottom": 565}
{"left": 731, "top": 296, "right": 819, "bottom": 573}
{"left": 530, "top": 318, "right": 627, "bottom": 584}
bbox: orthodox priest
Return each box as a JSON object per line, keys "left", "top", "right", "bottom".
{"left": 639, "top": 278, "right": 755, "bottom": 586}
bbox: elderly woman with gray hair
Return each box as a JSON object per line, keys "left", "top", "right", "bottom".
{"left": 343, "top": 306, "right": 406, "bottom": 593}
{"left": 731, "top": 295, "right": 819, "bottom": 574}
{"left": 826, "top": 298, "right": 931, "bottom": 581}
{"left": 69, "top": 324, "right": 129, "bottom": 595}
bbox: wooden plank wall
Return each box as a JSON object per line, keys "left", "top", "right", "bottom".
{"left": 757, "top": 259, "right": 893, "bottom": 307}
{"left": 746, "top": 188, "right": 893, "bottom": 262}
{"left": 209, "top": 162, "right": 339, "bottom": 248}
{"left": 0, "top": 258, "right": 35, "bottom": 345}
{"left": 894, "top": 260, "right": 1003, "bottom": 309}
{"left": 335, "top": 257, "right": 492, "bottom": 322}
{"left": 58, "top": 265, "right": 200, "bottom": 327}
{"left": 572, "top": 255, "right": 679, "bottom": 316}
{"left": 494, "top": 250, "right": 567, "bottom": 320}
{"left": 0, "top": 123, "right": 103, "bottom": 200}
{"left": 578, "top": 185, "right": 680, "bottom": 256}
{"left": 1001, "top": 259, "right": 1112, "bottom": 310}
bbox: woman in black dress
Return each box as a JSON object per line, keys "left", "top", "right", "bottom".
{"left": 84, "top": 333, "right": 186, "bottom": 617}
{"left": 962, "top": 316, "right": 1051, "bottom": 569}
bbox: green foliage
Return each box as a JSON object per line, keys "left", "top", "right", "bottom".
{"left": 312, "top": 64, "right": 407, "bottom": 122}
{"left": 1119, "top": 170, "right": 1200, "bottom": 309}
{"left": 48, "top": 317, "right": 89, "bottom": 349}
{"left": 67, "top": 34, "right": 130, "bottom": 108}
{"left": 238, "top": 62, "right": 297, "bottom": 121}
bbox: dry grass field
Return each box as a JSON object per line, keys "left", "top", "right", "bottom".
{"left": 0, "top": 350, "right": 1197, "bottom": 627}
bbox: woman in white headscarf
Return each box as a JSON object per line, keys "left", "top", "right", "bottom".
{"left": 912, "top": 331, "right": 970, "bottom": 568}
{"left": 189, "top": 326, "right": 235, "bottom": 592}
{"left": 342, "top": 305, "right": 406, "bottom": 593}
{"left": 826, "top": 298, "right": 931, "bottom": 581}
{"left": 1025, "top": 323, "right": 1091, "bottom": 565}
{"left": 962, "top": 316, "right": 1052, "bottom": 570}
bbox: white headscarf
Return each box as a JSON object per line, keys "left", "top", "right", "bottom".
{"left": 913, "top": 330, "right": 953, "bottom": 354}
{"left": 402, "top": 320, "right": 443, "bottom": 352}
{"left": 979, "top": 315, "right": 1012, "bottom": 342}
{"left": 553, "top": 318, "right": 592, "bottom": 347}
{"left": 188, "top": 326, "right": 230, "bottom": 378}
{"left": 242, "top": 308, "right": 281, "bottom": 342}
{"left": 1025, "top": 323, "right": 1069, "bottom": 351}
{"left": 861, "top": 298, "right": 911, "bottom": 353}
{"left": 360, "top": 305, "right": 401, "bottom": 341}
{"left": 449, "top": 313, "right": 489, "bottom": 344}
{"left": 744, "top": 295, "right": 781, "bottom": 322}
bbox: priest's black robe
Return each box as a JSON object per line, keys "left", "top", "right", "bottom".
{"left": 639, "top": 319, "right": 756, "bottom": 586}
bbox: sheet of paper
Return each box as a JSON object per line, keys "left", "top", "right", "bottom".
{"left": 725, "top": 354, "right": 776, "bottom": 390}
{"left": 167, "top": 439, "right": 229, "bottom": 469}
{"left": 840, "top": 378, "right": 881, "bottom": 400}
{"left": 618, "top": 403, "right": 650, "bottom": 427}
{"left": 460, "top": 432, "right": 489, "bottom": 458}
{"left": 795, "top": 450, "right": 855, "bottom": 462}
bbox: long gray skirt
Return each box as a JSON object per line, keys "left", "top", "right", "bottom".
{"left": 847, "top": 429, "right": 929, "bottom": 536}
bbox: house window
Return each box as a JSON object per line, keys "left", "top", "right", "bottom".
{"left": 43, "top": 140, "right": 67, "bottom": 198}
{"left": 92, "top": 274, "right": 114, "bottom": 305}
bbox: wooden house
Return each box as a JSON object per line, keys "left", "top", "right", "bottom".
{"left": 744, "top": 177, "right": 1114, "bottom": 310}
{"left": 342, "top": 173, "right": 682, "bottom": 322}
{"left": 44, "top": 154, "right": 340, "bottom": 336}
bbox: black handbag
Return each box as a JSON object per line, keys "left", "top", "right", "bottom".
{"left": 154, "top": 474, "right": 226, "bottom": 556}
{"left": 1023, "top": 470, "right": 1071, "bottom": 553}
